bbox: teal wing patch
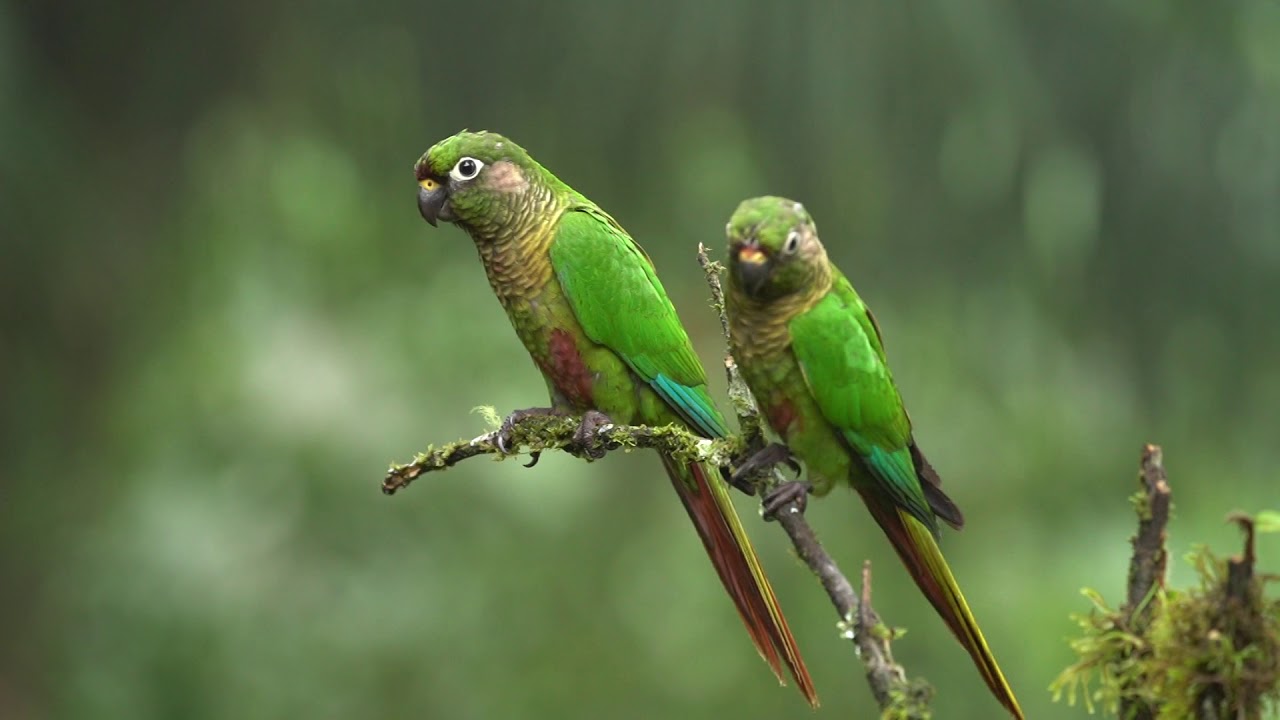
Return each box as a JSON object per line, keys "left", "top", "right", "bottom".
{"left": 789, "top": 279, "right": 935, "bottom": 532}
{"left": 550, "top": 207, "right": 728, "bottom": 438}
{"left": 652, "top": 374, "right": 728, "bottom": 438}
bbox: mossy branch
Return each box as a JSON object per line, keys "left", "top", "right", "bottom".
{"left": 380, "top": 245, "right": 930, "bottom": 717}
{"left": 382, "top": 413, "right": 744, "bottom": 495}
{"left": 1053, "top": 444, "right": 1280, "bottom": 718}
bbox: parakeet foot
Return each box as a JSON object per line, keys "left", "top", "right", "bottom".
{"left": 762, "top": 481, "right": 813, "bottom": 520}
{"left": 724, "top": 473, "right": 758, "bottom": 497}
{"left": 729, "top": 442, "right": 801, "bottom": 495}
{"left": 495, "top": 407, "right": 565, "bottom": 457}
{"left": 567, "top": 410, "right": 613, "bottom": 461}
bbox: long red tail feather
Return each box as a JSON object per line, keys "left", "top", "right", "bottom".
{"left": 660, "top": 453, "right": 819, "bottom": 707}
{"left": 858, "top": 490, "right": 1024, "bottom": 719}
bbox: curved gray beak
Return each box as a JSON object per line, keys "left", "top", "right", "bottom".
{"left": 417, "top": 182, "right": 449, "bottom": 227}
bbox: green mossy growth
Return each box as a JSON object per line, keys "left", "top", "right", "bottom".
{"left": 1053, "top": 515, "right": 1280, "bottom": 718}
{"left": 1130, "top": 487, "right": 1154, "bottom": 522}
{"left": 1145, "top": 545, "right": 1279, "bottom": 718}
{"left": 882, "top": 678, "right": 935, "bottom": 720}
{"left": 1051, "top": 588, "right": 1152, "bottom": 715}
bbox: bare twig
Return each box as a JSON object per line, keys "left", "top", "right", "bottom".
{"left": 1224, "top": 512, "right": 1256, "bottom": 606}
{"left": 1125, "top": 443, "right": 1172, "bottom": 628}
{"left": 696, "top": 244, "right": 761, "bottom": 439}
{"left": 769, "top": 503, "right": 859, "bottom": 627}
{"left": 1118, "top": 443, "right": 1173, "bottom": 720}
{"left": 857, "top": 561, "right": 930, "bottom": 709}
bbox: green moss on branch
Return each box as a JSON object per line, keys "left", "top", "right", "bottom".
{"left": 382, "top": 412, "right": 746, "bottom": 495}
{"left": 1053, "top": 445, "right": 1280, "bottom": 718}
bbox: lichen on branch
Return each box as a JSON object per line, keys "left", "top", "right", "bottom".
{"left": 382, "top": 411, "right": 745, "bottom": 495}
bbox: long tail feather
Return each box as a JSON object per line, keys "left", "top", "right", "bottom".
{"left": 859, "top": 491, "right": 1024, "bottom": 719}
{"left": 660, "top": 453, "right": 819, "bottom": 707}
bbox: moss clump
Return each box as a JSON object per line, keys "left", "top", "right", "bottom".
{"left": 648, "top": 423, "right": 701, "bottom": 464}
{"left": 1145, "top": 545, "right": 1279, "bottom": 718}
{"left": 1052, "top": 514, "right": 1280, "bottom": 718}
{"left": 882, "top": 678, "right": 934, "bottom": 720}
{"left": 1051, "top": 588, "right": 1154, "bottom": 715}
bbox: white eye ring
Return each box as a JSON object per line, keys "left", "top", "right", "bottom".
{"left": 450, "top": 157, "right": 485, "bottom": 182}
{"left": 783, "top": 230, "right": 801, "bottom": 254}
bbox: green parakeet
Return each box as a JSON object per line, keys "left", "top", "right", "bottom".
{"left": 413, "top": 132, "right": 816, "bottom": 705}
{"left": 723, "top": 196, "right": 1023, "bottom": 718}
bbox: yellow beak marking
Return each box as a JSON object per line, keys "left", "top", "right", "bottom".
{"left": 737, "top": 246, "right": 767, "bottom": 265}
{"left": 419, "top": 178, "right": 440, "bottom": 192}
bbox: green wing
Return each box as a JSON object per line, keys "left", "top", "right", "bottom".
{"left": 788, "top": 270, "right": 936, "bottom": 531}
{"left": 549, "top": 207, "right": 728, "bottom": 438}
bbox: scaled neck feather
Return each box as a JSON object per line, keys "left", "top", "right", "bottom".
{"left": 729, "top": 259, "right": 833, "bottom": 359}
{"left": 467, "top": 182, "right": 565, "bottom": 306}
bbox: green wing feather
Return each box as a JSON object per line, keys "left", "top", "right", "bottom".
{"left": 549, "top": 208, "right": 728, "bottom": 438}
{"left": 787, "top": 271, "right": 937, "bottom": 533}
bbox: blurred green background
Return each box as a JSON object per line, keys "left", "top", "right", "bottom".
{"left": 4, "top": 1, "right": 1279, "bottom": 718}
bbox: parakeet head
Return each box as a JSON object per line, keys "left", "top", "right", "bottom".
{"left": 725, "top": 196, "right": 828, "bottom": 301}
{"left": 414, "top": 130, "right": 556, "bottom": 239}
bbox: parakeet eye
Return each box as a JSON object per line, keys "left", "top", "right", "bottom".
{"left": 451, "top": 157, "right": 484, "bottom": 181}
{"left": 783, "top": 231, "right": 801, "bottom": 255}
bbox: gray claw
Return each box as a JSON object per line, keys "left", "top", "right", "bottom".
{"left": 570, "top": 410, "right": 612, "bottom": 460}
{"left": 763, "top": 480, "right": 813, "bottom": 520}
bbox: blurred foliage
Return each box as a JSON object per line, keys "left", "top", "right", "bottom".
{"left": 3, "top": 1, "right": 1280, "bottom": 718}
